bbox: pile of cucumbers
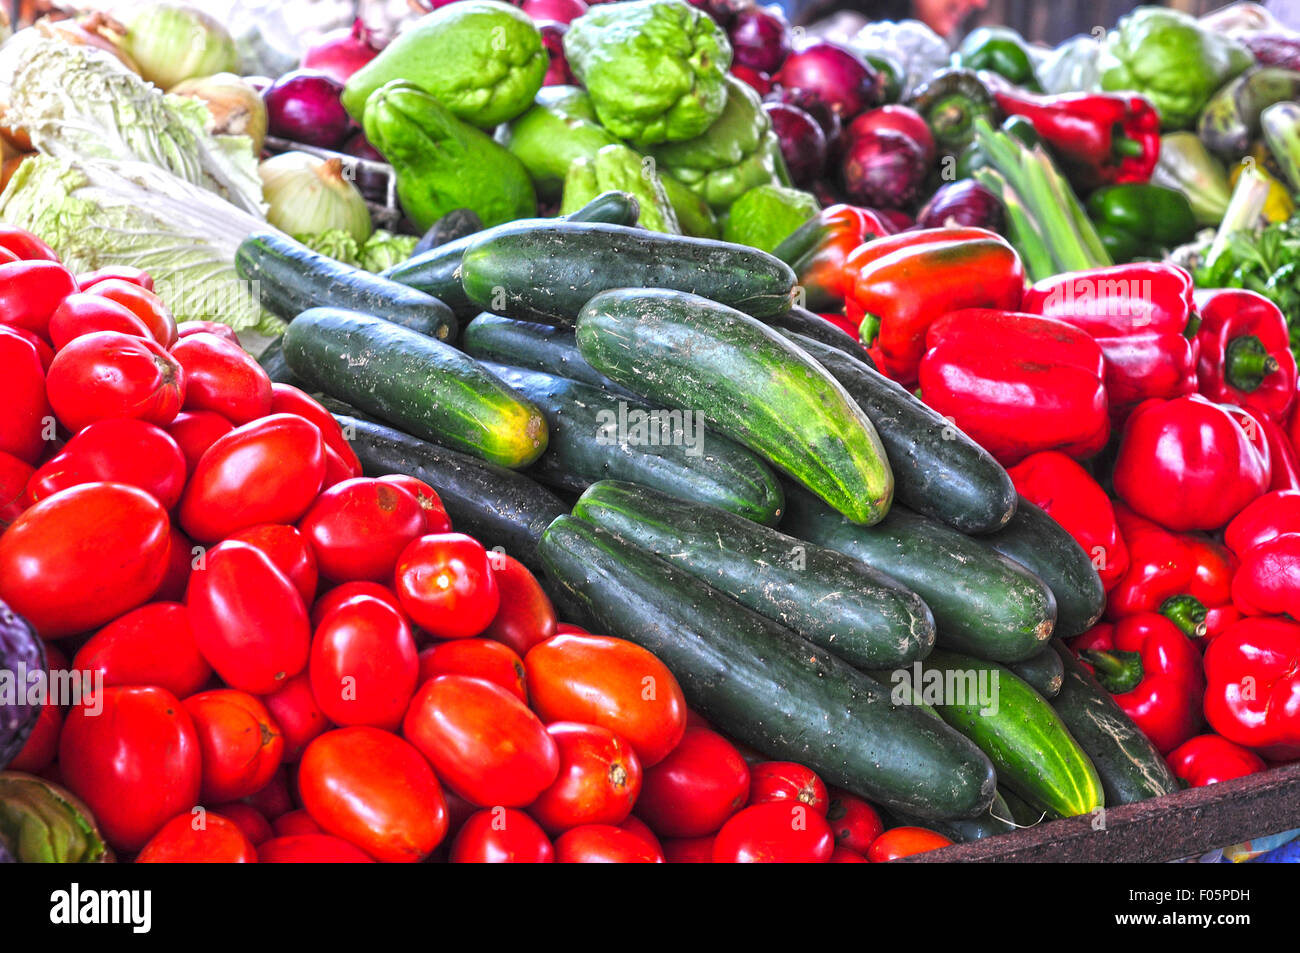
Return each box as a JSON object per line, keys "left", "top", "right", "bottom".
{"left": 237, "top": 191, "right": 1179, "bottom": 832}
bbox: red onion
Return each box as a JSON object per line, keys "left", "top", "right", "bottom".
{"left": 845, "top": 106, "right": 935, "bottom": 165}
{"left": 685, "top": 0, "right": 750, "bottom": 28}
{"left": 538, "top": 21, "right": 574, "bottom": 86}
{"left": 521, "top": 0, "right": 588, "bottom": 24}
{"left": 729, "top": 7, "right": 791, "bottom": 75}
{"left": 731, "top": 65, "right": 772, "bottom": 97}
{"left": 763, "top": 102, "right": 826, "bottom": 188}
{"left": 840, "top": 127, "right": 927, "bottom": 210}
{"left": 301, "top": 19, "right": 382, "bottom": 84}
{"left": 764, "top": 86, "right": 841, "bottom": 150}
{"left": 917, "top": 180, "right": 1003, "bottom": 231}
{"left": 264, "top": 69, "right": 354, "bottom": 150}
{"left": 341, "top": 131, "right": 389, "bottom": 203}
{"left": 774, "top": 42, "right": 880, "bottom": 118}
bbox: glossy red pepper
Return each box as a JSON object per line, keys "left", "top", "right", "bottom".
{"left": 776, "top": 205, "right": 895, "bottom": 313}
{"left": 1167, "top": 734, "right": 1267, "bottom": 787}
{"left": 1230, "top": 532, "right": 1300, "bottom": 619}
{"left": 1262, "top": 417, "right": 1300, "bottom": 492}
{"left": 1194, "top": 289, "right": 1296, "bottom": 424}
{"left": 1225, "top": 490, "right": 1300, "bottom": 560}
{"left": 918, "top": 309, "right": 1108, "bottom": 466}
{"left": 1072, "top": 613, "right": 1204, "bottom": 753}
{"left": 1203, "top": 616, "right": 1300, "bottom": 759}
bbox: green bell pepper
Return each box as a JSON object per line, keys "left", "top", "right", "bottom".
{"left": 1085, "top": 184, "right": 1198, "bottom": 262}
{"left": 959, "top": 26, "right": 1042, "bottom": 91}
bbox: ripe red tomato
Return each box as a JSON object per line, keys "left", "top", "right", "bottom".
{"left": 0, "top": 259, "right": 79, "bottom": 336}
{"left": 170, "top": 332, "right": 272, "bottom": 424}
{"left": 310, "top": 581, "right": 409, "bottom": 628}
{"left": 450, "top": 808, "right": 555, "bottom": 863}
{"left": 480, "top": 554, "right": 558, "bottom": 656}
{"left": 240, "top": 767, "right": 293, "bottom": 821}
{"left": 77, "top": 265, "right": 154, "bottom": 292}
{"left": 261, "top": 673, "right": 327, "bottom": 761}
{"left": 554, "top": 825, "right": 665, "bottom": 863}
{"left": 209, "top": 803, "right": 273, "bottom": 846}
{"left": 72, "top": 602, "right": 211, "bottom": 699}
{"left": 825, "top": 791, "right": 884, "bottom": 854}
{"left": 46, "top": 331, "right": 185, "bottom": 431}
{"left": 0, "top": 227, "right": 60, "bottom": 263}
{"left": 226, "top": 523, "right": 318, "bottom": 605}
{"left": 0, "top": 325, "right": 52, "bottom": 465}
{"left": 175, "top": 320, "right": 238, "bottom": 344}
{"left": 530, "top": 722, "right": 643, "bottom": 833}
{"left": 26, "top": 418, "right": 187, "bottom": 509}
{"left": 831, "top": 847, "right": 869, "bottom": 862}
{"left": 272, "top": 810, "right": 323, "bottom": 837}
{"left": 866, "top": 826, "right": 953, "bottom": 862}
{"left": 417, "top": 638, "right": 527, "bottom": 702}
{"left": 662, "top": 835, "right": 716, "bottom": 863}
{"left": 6, "top": 326, "right": 53, "bottom": 372}
{"left": 636, "top": 727, "right": 751, "bottom": 837}
{"left": 177, "top": 413, "right": 325, "bottom": 543}
{"left": 83, "top": 278, "right": 177, "bottom": 348}
{"left": 319, "top": 443, "right": 358, "bottom": 489}
{"left": 299, "top": 478, "right": 426, "bottom": 583}
{"left": 376, "top": 474, "right": 451, "bottom": 533}
{"left": 7, "top": 687, "right": 63, "bottom": 773}
{"left": 0, "top": 482, "right": 171, "bottom": 638}
{"left": 525, "top": 634, "right": 687, "bottom": 767}
{"left": 165, "top": 410, "right": 234, "bottom": 473}
{"left": 403, "top": 674, "right": 559, "bottom": 807}
{"left": 0, "top": 451, "right": 34, "bottom": 528}
{"left": 617, "top": 814, "right": 664, "bottom": 853}
{"left": 712, "top": 802, "right": 835, "bottom": 863}
{"left": 183, "top": 689, "right": 285, "bottom": 802}
{"left": 309, "top": 594, "right": 419, "bottom": 730}
{"left": 135, "top": 811, "right": 257, "bottom": 863}
{"left": 393, "top": 533, "right": 500, "bottom": 639}
{"left": 152, "top": 524, "right": 197, "bottom": 601}
{"left": 47, "top": 293, "right": 155, "bottom": 350}
{"left": 270, "top": 384, "right": 362, "bottom": 473}
{"left": 257, "top": 834, "right": 375, "bottom": 863}
{"left": 59, "top": 685, "right": 202, "bottom": 851}
{"left": 748, "top": 762, "right": 830, "bottom": 816}
{"left": 555, "top": 623, "right": 591, "bottom": 636}
{"left": 298, "top": 727, "right": 448, "bottom": 863}
{"left": 186, "top": 539, "right": 311, "bottom": 694}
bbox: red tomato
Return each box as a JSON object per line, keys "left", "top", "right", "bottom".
{"left": 46, "top": 331, "right": 185, "bottom": 431}
{"left": 165, "top": 410, "right": 234, "bottom": 473}
{"left": 616, "top": 814, "right": 663, "bottom": 853}
{"left": 240, "top": 767, "right": 293, "bottom": 821}
{"left": 530, "top": 722, "right": 643, "bottom": 833}
{"left": 442, "top": 788, "right": 479, "bottom": 839}
{"left": 83, "top": 278, "right": 177, "bottom": 348}
{"left": 136, "top": 811, "right": 257, "bottom": 863}
{"left": 310, "top": 581, "right": 408, "bottom": 628}
{"left": 209, "top": 803, "right": 273, "bottom": 846}
{"left": 525, "top": 634, "right": 687, "bottom": 767}
{"left": 866, "top": 826, "right": 953, "bottom": 862}
{"left": 636, "top": 727, "right": 751, "bottom": 837}
{"left": 0, "top": 451, "right": 34, "bottom": 528}
{"left": 403, "top": 674, "right": 559, "bottom": 807}
{"left": 153, "top": 524, "right": 197, "bottom": 601}
{"left": 450, "top": 808, "right": 555, "bottom": 863}
{"left": 258, "top": 834, "right": 374, "bottom": 863}
{"left": 6, "top": 326, "right": 53, "bottom": 372}
{"left": 175, "top": 320, "right": 239, "bottom": 344}
{"left": 300, "top": 478, "right": 427, "bottom": 583}
{"left": 712, "top": 802, "right": 835, "bottom": 863}
{"left": 309, "top": 595, "right": 419, "bottom": 730}
{"left": 319, "top": 443, "right": 358, "bottom": 489}
{"left": 77, "top": 265, "right": 154, "bottom": 292}
{"left": 298, "top": 726, "right": 448, "bottom": 863}
{"left": 417, "top": 638, "right": 527, "bottom": 702}
{"left": 261, "top": 673, "right": 327, "bottom": 762}
{"left": 186, "top": 539, "right": 311, "bottom": 694}
{"left": 183, "top": 689, "right": 285, "bottom": 802}
{"left": 0, "top": 227, "right": 60, "bottom": 263}
{"left": 375, "top": 474, "right": 451, "bottom": 533}
{"left": 393, "top": 533, "right": 500, "bottom": 639}
{"left": 748, "top": 762, "right": 830, "bottom": 816}
{"left": 26, "top": 418, "right": 187, "bottom": 509}
{"left": 480, "top": 554, "right": 558, "bottom": 656}
{"left": 59, "top": 685, "right": 202, "bottom": 851}
{"left": 554, "top": 825, "right": 665, "bottom": 863}
{"left": 0, "top": 326, "right": 52, "bottom": 465}
{"left": 272, "top": 809, "right": 322, "bottom": 837}
{"left": 7, "top": 688, "right": 63, "bottom": 773}
{"left": 226, "top": 523, "right": 318, "bottom": 605}
{"left": 170, "top": 332, "right": 272, "bottom": 424}
{"left": 0, "top": 482, "right": 171, "bottom": 638}
{"left": 72, "top": 602, "right": 211, "bottom": 699}
{"left": 825, "top": 791, "right": 884, "bottom": 854}
{"left": 662, "top": 836, "right": 716, "bottom": 863}
{"left": 271, "top": 384, "right": 362, "bottom": 473}
{"left": 831, "top": 847, "right": 869, "bottom": 862}
{"left": 47, "top": 293, "right": 155, "bottom": 350}
{"left": 178, "top": 414, "right": 325, "bottom": 543}
{"left": 0, "top": 260, "right": 79, "bottom": 336}
{"left": 555, "top": 623, "right": 591, "bottom": 636}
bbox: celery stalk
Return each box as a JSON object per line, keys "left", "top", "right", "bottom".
{"left": 1207, "top": 166, "right": 1273, "bottom": 269}
{"left": 974, "top": 167, "right": 1055, "bottom": 282}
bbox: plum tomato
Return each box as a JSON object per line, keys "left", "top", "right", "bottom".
{"left": 165, "top": 411, "right": 234, "bottom": 474}
{"left": 47, "top": 293, "right": 154, "bottom": 350}
{"left": 636, "top": 727, "right": 751, "bottom": 838}
{"left": 0, "top": 259, "right": 79, "bottom": 336}
{"left": 376, "top": 474, "right": 450, "bottom": 533}
{"left": 529, "top": 722, "right": 643, "bottom": 834}
{"left": 45, "top": 331, "right": 185, "bottom": 432}
{"left": 747, "top": 761, "right": 830, "bottom": 816}
{"left": 309, "top": 594, "right": 419, "bottom": 730}
{"left": 712, "top": 801, "right": 835, "bottom": 863}
{"left": 26, "top": 417, "right": 187, "bottom": 509}
{"left": 261, "top": 673, "right": 327, "bottom": 762}
{"left": 480, "top": 553, "right": 558, "bottom": 657}
{"left": 257, "top": 834, "right": 375, "bottom": 863}
{"left": 393, "top": 533, "right": 500, "bottom": 639}
{"left": 170, "top": 332, "right": 272, "bottom": 424}
{"left": 183, "top": 689, "right": 285, "bottom": 803}
{"left": 417, "top": 638, "right": 527, "bottom": 702}
{"left": 135, "top": 811, "right": 257, "bottom": 863}
{"left": 72, "top": 602, "right": 212, "bottom": 699}
{"left": 299, "top": 478, "right": 427, "bottom": 583}
{"left": 83, "top": 278, "right": 177, "bottom": 348}
{"left": 554, "top": 825, "right": 665, "bottom": 863}
{"left": 310, "top": 581, "right": 408, "bottom": 628}
{"left": 0, "top": 325, "right": 53, "bottom": 464}
{"left": 450, "top": 808, "right": 555, "bottom": 863}
{"left": 825, "top": 791, "right": 884, "bottom": 854}
{"left": 226, "top": 523, "right": 318, "bottom": 605}
{"left": 866, "top": 826, "right": 953, "bottom": 862}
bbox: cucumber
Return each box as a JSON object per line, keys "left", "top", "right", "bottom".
{"left": 462, "top": 222, "right": 797, "bottom": 326}
{"left": 998, "top": 786, "right": 1047, "bottom": 826}
{"left": 256, "top": 335, "right": 302, "bottom": 386}
{"left": 282, "top": 307, "right": 547, "bottom": 469}
{"left": 578, "top": 289, "right": 893, "bottom": 526}
{"left": 779, "top": 481, "right": 1055, "bottom": 663}
{"left": 888, "top": 789, "right": 1019, "bottom": 843}
{"left": 462, "top": 314, "right": 637, "bottom": 398}
{"left": 339, "top": 415, "right": 567, "bottom": 574}
{"left": 1049, "top": 640, "right": 1180, "bottom": 806}
{"left": 979, "top": 496, "right": 1106, "bottom": 638}
{"left": 891, "top": 648, "right": 1103, "bottom": 819}
{"left": 766, "top": 308, "right": 873, "bottom": 364}
{"left": 1010, "top": 645, "right": 1064, "bottom": 699}
{"left": 785, "top": 333, "right": 1018, "bottom": 535}
{"left": 571, "top": 480, "right": 934, "bottom": 667}
{"left": 538, "top": 516, "right": 998, "bottom": 820}
{"left": 380, "top": 192, "right": 642, "bottom": 319}
{"left": 235, "top": 232, "right": 457, "bottom": 341}
{"left": 480, "top": 363, "right": 784, "bottom": 526}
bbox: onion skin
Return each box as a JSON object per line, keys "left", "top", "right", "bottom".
{"left": 763, "top": 102, "right": 826, "bottom": 187}
{"left": 774, "top": 43, "right": 881, "bottom": 119}
{"left": 118, "top": 2, "right": 238, "bottom": 91}
{"left": 301, "top": 18, "right": 382, "bottom": 85}
{"left": 171, "top": 73, "right": 268, "bottom": 152}
{"left": 916, "top": 180, "right": 1004, "bottom": 232}
{"left": 259, "top": 152, "right": 373, "bottom": 243}
{"left": 839, "top": 127, "right": 927, "bottom": 210}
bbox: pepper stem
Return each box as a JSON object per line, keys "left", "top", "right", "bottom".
{"left": 1225, "top": 335, "right": 1278, "bottom": 393}
{"left": 1080, "top": 649, "right": 1143, "bottom": 694}
{"left": 1160, "top": 595, "right": 1208, "bottom": 639}
{"left": 858, "top": 313, "right": 881, "bottom": 347}
{"left": 1112, "top": 135, "right": 1146, "bottom": 158}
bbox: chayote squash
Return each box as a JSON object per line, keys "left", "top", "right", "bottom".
{"left": 561, "top": 144, "right": 680, "bottom": 234}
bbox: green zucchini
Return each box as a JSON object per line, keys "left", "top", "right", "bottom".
{"left": 339, "top": 415, "right": 567, "bottom": 574}
{"left": 784, "top": 333, "right": 1018, "bottom": 535}
{"left": 571, "top": 480, "right": 934, "bottom": 667}
{"left": 462, "top": 314, "right": 637, "bottom": 398}
{"left": 282, "top": 307, "right": 547, "bottom": 469}
{"left": 979, "top": 496, "right": 1106, "bottom": 638}
{"left": 1049, "top": 640, "right": 1180, "bottom": 806}
{"left": 462, "top": 223, "right": 798, "bottom": 326}
{"left": 538, "top": 516, "right": 998, "bottom": 820}
{"left": 235, "top": 232, "right": 457, "bottom": 341}
{"left": 1010, "top": 645, "right": 1065, "bottom": 699}
{"left": 481, "top": 363, "right": 784, "bottom": 526}
{"left": 780, "top": 481, "right": 1056, "bottom": 663}
{"left": 578, "top": 289, "right": 893, "bottom": 526}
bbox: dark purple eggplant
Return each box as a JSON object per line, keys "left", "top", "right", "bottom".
{"left": 0, "top": 599, "right": 44, "bottom": 770}
{"left": 917, "top": 179, "right": 1004, "bottom": 231}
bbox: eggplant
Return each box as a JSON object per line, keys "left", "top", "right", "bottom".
{"left": 0, "top": 599, "right": 43, "bottom": 771}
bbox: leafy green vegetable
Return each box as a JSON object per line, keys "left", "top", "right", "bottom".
{"left": 297, "top": 229, "right": 419, "bottom": 272}
{"left": 1196, "top": 215, "right": 1300, "bottom": 353}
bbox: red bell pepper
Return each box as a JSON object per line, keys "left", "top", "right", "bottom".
{"left": 775, "top": 204, "right": 895, "bottom": 313}
{"left": 1112, "top": 395, "right": 1271, "bottom": 532}
{"left": 845, "top": 227, "right": 1024, "bottom": 388}
{"left": 1203, "top": 616, "right": 1300, "bottom": 759}
{"left": 1167, "top": 734, "right": 1267, "bottom": 787}
{"left": 1263, "top": 417, "right": 1300, "bottom": 492}
{"left": 992, "top": 89, "right": 1161, "bottom": 190}
{"left": 1231, "top": 532, "right": 1300, "bottom": 619}
{"left": 1194, "top": 289, "right": 1297, "bottom": 424}
{"left": 1072, "top": 613, "right": 1204, "bottom": 753}
{"left": 917, "top": 309, "right": 1108, "bottom": 466}
{"left": 1006, "top": 451, "right": 1129, "bottom": 590}
{"left": 1225, "top": 489, "right": 1300, "bottom": 559}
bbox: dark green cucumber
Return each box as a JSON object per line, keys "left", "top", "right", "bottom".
{"left": 481, "top": 363, "right": 784, "bottom": 525}
{"left": 1010, "top": 645, "right": 1065, "bottom": 699}
{"left": 888, "top": 789, "right": 1019, "bottom": 843}
{"left": 779, "top": 481, "right": 1055, "bottom": 663}
{"left": 380, "top": 191, "right": 641, "bottom": 318}
{"left": 235, "top": 232, "right": 457, "bottom": 341}
{"left": 785, "top": 333, "right": 1018, "bottom": 535}
{"left": 980, "top": 496, "right": 1106, "bottom": 638}
{"left": 572, "top": 480, "right": 934, "bottom": 667}
{"left": 538, "top": 516, "right": 997, "bottom": 820}
{"left": 890, "top": 648, "right": 1103, "bottom": 819}
{"left": 578, "top": 289, "right": 893, "bottom": 526}
{"left": 339, "top": 415, "right": 567, "bottom": 574}
{"left": 282, "top": 308, "right": 547, "bottom": 469}
{"left": 256, "top": 335, "right": 302, "bottom": 386}
{"left": 766, "top": 308, "right": 874, "bottom": 365}
{"left": 462, "top": 223, "right": 797, "bottom": 325}
{"left": 462, "top": 314, "right": 637, "bottom": 398}
{"left": 1049, "top": 640, "right": 1180, "bottom": 806}
{"left": 998, "top": 786, "right": 1047, "bottom": 826}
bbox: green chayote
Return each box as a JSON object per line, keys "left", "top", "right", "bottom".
{"left": 561, "top": 144, "right": 681, "bottom": 234}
